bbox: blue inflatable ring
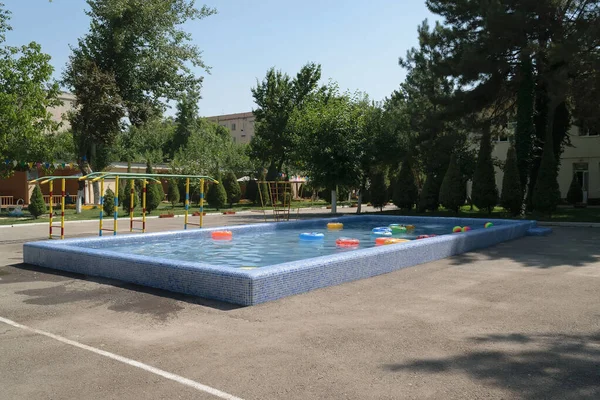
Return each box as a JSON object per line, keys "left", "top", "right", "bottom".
{"left": 371, "top": 227, "right": 392, "bottom": 237}
{"left": 299, "top": 232, "right": 325, "bottom": 241}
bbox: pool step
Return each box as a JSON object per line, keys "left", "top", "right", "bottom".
{"left": 526, "top": 227, "right": 553, "bottom": 236}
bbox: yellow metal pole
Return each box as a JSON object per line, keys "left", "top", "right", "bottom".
{"left": 142, "top": 179, "right": 147, "bottom": 233}
{"left": 61, "top": 178, "right": 65, "bottom": 239}
{"left": 184, "top": 178, "right": 189, "bottom": 229}
{"left": 99, "top": 178, "right": 104, "bottom": 236}
{"left": 129, "top": 179, "right": 134, "bottom": 232}
{"left": 48, "top": 181, "right": 53, "bottom": 239}
{"left": 199, "top": 178, "right": 204, "bottom": 228}
{"left": 114, "top": 176, "right": 119, "bottom": 235}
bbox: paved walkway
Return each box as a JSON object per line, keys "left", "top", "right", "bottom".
{"left": 0, "top": 212, "right": 599, "bottom": 399}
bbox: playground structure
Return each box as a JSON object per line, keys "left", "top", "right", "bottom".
{"left": 28, "top": 172, "right": 218, "bottom": 239}
{"left": 257, "top": 180, "right": 304, "bottom": 222}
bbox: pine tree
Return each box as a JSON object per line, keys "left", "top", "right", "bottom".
{"left": 566, "top": 174, "right": 583, "bottom": 205}
{"left": 418, "top": 173, "right": 439, "bottom": 212}
{"left": 500, "top": 146, "right": 523, "bottom": 215}
{"left": 392, "top": 159, "right": 418, "bottom": 210}
{"left": 369, "top": 169, "right": 389, "bottom": 211}
{"left": 256, "top": 172, "right": 269, "bottom": 206}
{"left": 28, "top": 185, "right": 47, "bottom": 219}
{"left": 207, "top": 181, "right": 227, "bottom": 210}
{"left": 123, "top": 182, "right": 139, "bottom": 215}
{"left": 167, "top": 179, "right": 180, "bottom": 208}
{"left": 532, "top": 133, "right": 561, "bottom": 215}
{"left": 515, "top": 53, "right": 535, "bottom": 189}
{"left": 146, "top": 182, "right": 162, "bottom": 214}
{"left": 439, "top": 154, "right": 465, "bottom": 213}
{"left": 103, "top": 188, "right": 115, "bottom": 216}
{"left": 472, "top": 129, "right": 498, "bottom": 213}
{"left": 222, "top": 171, "right": 241, "bottom": 207}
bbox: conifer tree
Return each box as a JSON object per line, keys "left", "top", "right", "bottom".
{"left": 472, "top": 129, "right": 498, "bottom": 213}
{"left": 439, "top": 154, "right": 465, "bottom": 213}
{"left": 500, "top": 146, "right": 523, "bottom": 215}
{"left": 392, "top": 159, "right": 418, "bottom": 211}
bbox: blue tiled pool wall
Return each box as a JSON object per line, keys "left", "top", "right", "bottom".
{"left": 23, "top": 216, "right": 536, "bottom": 306}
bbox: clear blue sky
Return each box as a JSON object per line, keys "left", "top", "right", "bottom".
{"left": 3, "top": 0, "right": 435, "bottom": 117}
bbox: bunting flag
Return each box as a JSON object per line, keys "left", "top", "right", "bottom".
{"left": 0, "top": 159, "right": 76, "bottom": 170}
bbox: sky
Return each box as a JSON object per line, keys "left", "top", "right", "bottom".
{"left": 3, "top": 0, "right": 436, "bottom": 117}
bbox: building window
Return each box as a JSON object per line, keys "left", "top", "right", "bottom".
{"left": 241, "top": 134, "right": 246, "bottom": 137}
{"left": 579, "top": 125, "right": 599, "bottom": 136}
{"left": 574, "top": 162, "right": 589, "bottom": 194}
{"left": 231, "top": 123, "right": 236, "bottom": 131}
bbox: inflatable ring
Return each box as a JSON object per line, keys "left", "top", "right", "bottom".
{"left": 327, "top": 222, "right": 344, "bottom": 230}
{"left": 211, "top": 230, "right": 232, "bottom": 240}
{"left": 389, "top": 224, "right": 407, "bottom": 233}
{"left": 405, "top": 225, "right": 415, "bottom": 230}
{"left": 299, "top": 232, "right": 325, "bottom": 241}
{"left": 484, "top": 222, "right": 493, "bottom": 228}
{"left": 376, "top": 237, "right": 410, "bottom": 246}
{"left": 371, "top": 227, "right": 392, "bottom": 236}
{"left": 336, "top": 237, "right": 360, "bottom": 248}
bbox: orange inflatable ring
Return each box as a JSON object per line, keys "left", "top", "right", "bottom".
{"left": 336, "top": 238, "right": 360, "bottom": 248}
{"left": 211, "top": 230, "right": 233, "bottom": 240}
{"left": 376, "top": 237, "right": 410, "bottom": 246}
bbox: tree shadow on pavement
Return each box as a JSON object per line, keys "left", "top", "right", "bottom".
{"left": 384, "top": 331, "right": 600, "bottom": 399}
{"left": 450, "top": 227, "right": 600, "bottom": 268}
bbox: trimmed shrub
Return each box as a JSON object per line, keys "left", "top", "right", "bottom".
{"left": 392, "top": 161, "right": 418, "bottom": 210}
{"left": 472, "top": 129, "right": 498, "bottom": 213}
{"left": 500, "top": 146, "right": 523, "bottom": 215}
{"left": 245, "top": 179, "right": 258, "bottom": 201}
{"left": 222, "top": 171, "right": 241, "bottom": 207}
{"left": 369, "top": 170, "right": 389, "bottom": 211}
{"left": 146, "top": 182, "right": 162, "bottom": 214}
{"left": 122, "top": 182, "right": 139, "bottom": 214}
{"left": 439, "top": 154, "right": 465, "bottom": 213}
{"left": 207, "top": 181, "right": 227, "bottom": 210}
{"left": 29, "top": 185, "right": 47, "bottom": 219}
{"left": 103, "top": 188, "right": 115, "bottom": 217}
{"left": 256, "top": 173, "right": 269, "bottom": 206}
{"left": 167, "top": 179, "right": 180, "bottom": 208}
{"left": 533, "top": 134, "right": 561, "bottom": 214}
{"left": 566, "top": 174, "right": 583, "bottom": 205}
{"left": 418, "top": 173, "right": 439, "bottom": 212}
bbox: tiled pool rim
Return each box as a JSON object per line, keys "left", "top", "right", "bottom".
{"left": 23, "top": 215, "right": 537, "bottom": 306}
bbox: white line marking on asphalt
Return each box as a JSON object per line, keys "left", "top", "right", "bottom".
{"left": 0, "top": 316, "right": 244, "bottom": 400}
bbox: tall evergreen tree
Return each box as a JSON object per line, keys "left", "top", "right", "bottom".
{"left": 392, "top": 159, "right": 418, "bottom": 211}
{"left": 28, "top": 185, "right": 47, "bottom": 219}
{"left": 103, "top": 188, "right": 115, "bottom": 217}
{"left": 369, "top": 169, "right": 389, "bottom": 211}
{"left": 207, "top": 180, "right": 227, "bottom": 210}
{"left": 471, "top": 128, "right": 498, "bottom": 213}
{"left": 515, "top": 53, "right": 535, "bottom": 189}
{"left": 222, "top": 171, "right": 241, "bottom": 207}
{"left": 439, "top": 154, "right": 465, "bottom": 213}
{"left": 566, "top": 174, "right": 583, "bottom": 206}
{"left": 418, "top": 173, "right": 439, "bottom": 212}
{"left": 500, "top": 146, "right": 523, "bottom": 216}
{"left": 167, "top": 179, "right": 180, "bottom": 208}
{"left": 171, "top": 91, "right": 199, "bottom": 157}
{"left": 532, "top": 134, "right": 561, "bottom": 215}
{"left": 145, "top": 160, "right": 162, "bottom": 213}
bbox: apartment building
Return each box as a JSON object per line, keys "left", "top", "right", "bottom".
{"left": 206, "top": 112, "right": 255, "bottom": 144}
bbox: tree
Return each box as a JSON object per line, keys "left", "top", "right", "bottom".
{"left": 369, "top": 169, "right": 389, "bottom": 211}
{"left": 515, "top": 53, "right": 536, "bottom": 189}
{"left": 117, "top": 118, "right": 175, "bottom": 163}
{"left": 167, "top": 179, "right": 180, "bottom": 208}
{"left": 173, "top": 119, "right": 230, "bottom": 176}
{"left": 245, "top": 179, "right": 258, "bottom": 201}
{"left": 418, "top": 173, "right": 439, "bottom": 212}
{"left": 439, "top": 154, "right": 465, "bottom": 213}
{"left": 392, "top": 159, "right": 418, "bottom": 211}
{"left": 171, "top": 91, "right": 199, "bottom": 157}
{"left": 103, "top": 188, "right": 115, "bottom": 217}
{"left": 145, "top": 161, "right": 162, "bottom": 213}
{"left": 222, "top": 171, "right": 241, "bottom": 207}
{"left": 0, "top": 4, "right": 61, "bottom": 177}
{"left": 207, "top": 181, "right": 227, "bottom": 210}
{"left": 532, "top": 134, "right": 561, "bottom": 215}
{"left": 28, "top": 185, "right": 47, "bottom": 219}
{"left": 66, "top": 0, "right": 215, "bottom": 128}
{"left": 566, "top": 174, "right": 583, "bottom": 206}
{"left": 500, "top": 146, "right": 523, "bottom": 216}
{"left": 471, "top": 128, "right": 498, "bottom": 213}
{"left": 146, "top": 160, "right": 165, "bottom": 203}
{"left": 250, "top": 63, "right": 323, "bottom": 179}
{"left": 256, "top": 172, "right": 269, "bottom": 206}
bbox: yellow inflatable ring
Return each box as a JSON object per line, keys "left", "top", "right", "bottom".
{"left": 327, "top": 222, "right": 343, "bottom": 230}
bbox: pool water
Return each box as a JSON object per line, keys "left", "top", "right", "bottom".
{"left": 82, "top": 221, "right": 477, "bottom": 268}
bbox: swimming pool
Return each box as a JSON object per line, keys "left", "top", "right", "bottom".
{"left": 23, "top": 215, "right": 537, "bottom": 305}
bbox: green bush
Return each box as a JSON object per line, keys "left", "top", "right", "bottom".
{"left": 207, "top": 181, "right": 227, "bottom": 210}
{"left": 500, "top": 146, "right": 523, "bottom": 215}
{"left": 256, "top": 173, "right": 269, "bottom": 206}
{"left": 103, "top": 188, "right": 115, "bottom": 217}
{"left": 122, "top": 182, "right": 139, "bottom": 214}
{"left": 167, "top": 179, "right": 180, "bottom": 208}
{"left": 472, "top": 130, "right": 498, "bottom": 213}
{"left": 319, "top": 186, "right": 349, "bottom": 204}
{"left": 245, "top": 179, "right": 258, "bottom": 201}
{"left": 532, "top": 135, "right": 561, "bottom": 215}
{"left": 369, "top": 170, "right": 389, "bottom": 211}
{"left": 392, "top": 159, "right": 418, "bottom": 210}
{"left": 222, "top": 171, "right": 241, "bottom": 207}
{"left": 566, "top": 174, "right": 583, "bottom": 205}
{"left": 146, "top": 182, "right": 162, "bottom": 214}
{"left": 418, "top": 173, "right": 439, "bottom": 212}
{"left": 28, "top": 184, "right": 47, "bottom": 219}
{"left": 439, "top": 155, "right": 465, "bottom": 213}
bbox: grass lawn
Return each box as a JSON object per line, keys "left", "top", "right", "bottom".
{"left": 377, "top": 205, "right": 600, "bottom": 223}
{"left": 0, "top": 199, "right": 329, "bottom": 225}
